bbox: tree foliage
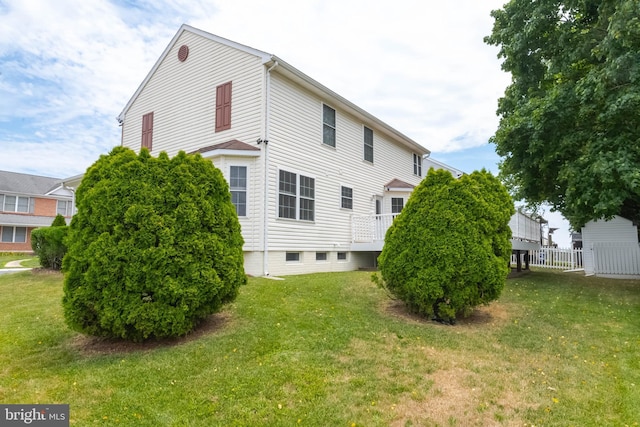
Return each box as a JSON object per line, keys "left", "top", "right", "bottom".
{"left": 62, "top": 147, "right": 246, "bottom": 341}
{"left": 485, "top": 0, "right": 640, "bottom": 228}
{"left": 51, "top": 214, "right": 67, "bottom": 227}
{"left": 375, "top": 169, "right": 514, "bottom": 323}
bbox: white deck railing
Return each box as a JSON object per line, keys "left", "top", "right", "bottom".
{"left": 511, "top": 248, "right": 584, "bottom": 270}
{"left": 351, "top": 213, "right": 396, "bottom": 243}
{"left": 352, "top": 212, "right": 543, "bottom": 245}
{"left": 509, "top": 211, "right": 542, "bottom": 243}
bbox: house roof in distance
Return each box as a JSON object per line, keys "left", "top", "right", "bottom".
{"left": 0, "top": 170, "right": 62, "bottom": 196}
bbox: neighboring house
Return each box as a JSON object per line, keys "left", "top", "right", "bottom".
{"left": 117, "top": 24, "right": 432, "bottom": 276}
{"left": 581, "top": 216, "right": 640, "bottom": 278}
{"left": 0, "top": 170, "right": 74, "bottom": 252}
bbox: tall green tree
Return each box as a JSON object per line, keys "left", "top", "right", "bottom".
{"left": 63, "top": 147, "right": 246, "bottom": 341}
{"left": 485, "top": 0, "right": 640, "bottom": 228}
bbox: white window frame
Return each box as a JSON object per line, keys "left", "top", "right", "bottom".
{"left": 322, "top": 103, "right": 336, "bottom": 148}
{"left": 413, "top": 153, "right": 422, "bottom": 177}
{"left": 286, "top": 252, "right": 301, "bottom": 263}
{"left": 229, "top": 165, "right": 248, "bottom": 217}
{"left": 363, "top": 126, "right": 374, "bottom": 163}
{"left": 1, "top": 226, "right": 27, "bottom": 243}
{"left": 57, "top": 200, "right": 71, "bottom": 216}
{"left": 277, "top": 168, "right": 315, "bottom": 222}
{"left": 340, "top": 185, "right": 353, "bottom": 210}
{"left": 391, "top": 197, "right": 404, "bottom": 214}
{"left": 1, "top": 194, "right": 32, "bottom": 213}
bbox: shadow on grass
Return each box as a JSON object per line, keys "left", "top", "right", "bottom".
{"left": 68, "top": 311, "right": 232, "bottom": 357}
{"left": 383, "top": 299, "right": 511, "bottom": 329}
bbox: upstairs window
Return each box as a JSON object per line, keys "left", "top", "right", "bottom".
{"left": 1, "top": 195, "right": 32, "bottom": 213}
{"left": 216, "top": 81, "right": 232, "bottom": 132}
{"left": 341, "top": 186, "right": 353, "bottom": 210}
{"left": 230, "top": 166, "right": 247, "bottom": 217}
{"left": 364, "top": 126, "right": 374, "bottom": 163}
{"left": 413, "top": 153, "right": 422, "bottom": 177}
{"left": 322, "top": 104, "right": 336, "bottom": 147}
{"left": 142, "top": 112, "right": 154, "bottom": 150}
{"left": 278, "top": 170, "right": 315, "bottom": 221}
{"left": 57, "top": 200, "right": 72, "bottom": 216}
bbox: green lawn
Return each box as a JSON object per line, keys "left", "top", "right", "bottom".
{"left": 1, "top": 269, "right": 639, "bottom": 426}
{"left": 0, "top": 254, "right": 40, "bottom": 268}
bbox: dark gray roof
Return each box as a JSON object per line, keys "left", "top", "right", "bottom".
{"left": 0, "top": 170, "right": 62, "bottom": 195}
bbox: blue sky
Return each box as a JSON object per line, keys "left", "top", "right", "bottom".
{"left": 0, "top": 0, "right": 573, "bottom": 246}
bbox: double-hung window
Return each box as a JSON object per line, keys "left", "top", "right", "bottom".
{"left": 1, "top": 226, "right": 26, "bottom": 243}
{"left": 322, "top": 104, "right": 336, "bottom": 147}
{"left": 413, "top": 153, "right": 422, "bottom": 177}
{"left": 341, "top": 186, "right": 353, "bottom": 210}
{"left": 230, "top": 166, "right": 247, "bottom": 217}
{"left": 1, "top": 195, "right": 32, "bottom": 213}
{"left": 57, "top": 200, "right": 72, "bottom": 216}
{"left": 364, "top": 126, "right": 373, "bottom": 163}
{"left": 391, "top": 197, "right": 404, "bottom": 214}
{"left": 278, "top": 170, "right": 315, "bottom": 221}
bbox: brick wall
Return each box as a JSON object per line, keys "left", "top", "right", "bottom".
{"left": 34, "top": 198, "right": 57, "bottom": 216}
{"left": 0, "top": 227, "right": 34, "bottom": 252}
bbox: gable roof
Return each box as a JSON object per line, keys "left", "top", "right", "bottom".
{"left": 0, "top": 170, "right": 63, "bottom": 196}
{"left": 190, "top": 139, "right": 261, "bottom": 154}
{"left": 118, "top": 24, "right": 429, "bottom": 156}
{"left": 384, "top": 179, "right": 415, "bottom": 191}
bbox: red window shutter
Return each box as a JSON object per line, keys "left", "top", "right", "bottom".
{"left": 141, "top": 112, "right": 154, "bottom": 150}
{"left": 215, "top": 81, "right": 232, "bottom": 132}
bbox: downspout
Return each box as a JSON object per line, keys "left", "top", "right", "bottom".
{"left": 262, "top": 60, "right": 279, "bottom": 277}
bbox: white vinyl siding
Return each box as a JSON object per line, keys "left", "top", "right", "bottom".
{"left": 121, "top": 31, "right": 264, "bottom": 157}
{"left": 267, "top": 73, "right": 425, "bottom": 253}
{"left": 581, "top": 216, "right": 640, "bottom": 275}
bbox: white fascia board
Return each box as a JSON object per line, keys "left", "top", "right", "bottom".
{"left": 198, "top": 149, "right": 261, "bottom": 159}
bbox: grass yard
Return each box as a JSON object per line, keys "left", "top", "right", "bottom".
{"left": 1, "top": 269, "right": 639, "bottom": 426}
{"left": 0, "top": 254, "right": 40, "bottom": 268}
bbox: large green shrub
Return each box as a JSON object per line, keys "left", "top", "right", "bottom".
{"left": 375, "top": 169, "right": 514, "bottom": 323}
{"left": 31, "top": 226, "right": 68, "bottom": 270}
{"left": 62, "top": 147, "right": 246, "bottom": 341}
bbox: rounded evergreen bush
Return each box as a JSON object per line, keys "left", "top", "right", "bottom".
{"left": 62, "top": 147, "right": 246, "bottom": 341}
{"left": 31, "top": 226, "right": 68, "bottom": 270}
{"left": 375, "top": 169, "right": 514, "bottom": 323}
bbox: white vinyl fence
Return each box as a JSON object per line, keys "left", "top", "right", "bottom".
{"left": 589, "top": 242, "right": 640, "bottom": 276}
{"left": 511, "top": 243, "right": 640, "bottom": 277}
{"left": 511, "top": 247, "right": 583, "bottom": 270}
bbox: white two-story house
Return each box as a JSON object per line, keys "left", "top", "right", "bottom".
{"left": 118, "top": 24, "right": 432, "bottom": 276}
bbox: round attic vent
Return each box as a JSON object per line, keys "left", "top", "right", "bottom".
{"left": 178, "top": 45, "right": 189, "bottom": 62}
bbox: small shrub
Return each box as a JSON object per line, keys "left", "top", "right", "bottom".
{"left": 51, "top": 214, "right": 67, "bottom": 227}
{"left": 62, "top": 147, "right": 246, "bottom": 341}
{"left": 374, "top": 169, "right": 514, "bottom": 323}
{"left": 31, "top": 226, "right": 68, "bottom": 270}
